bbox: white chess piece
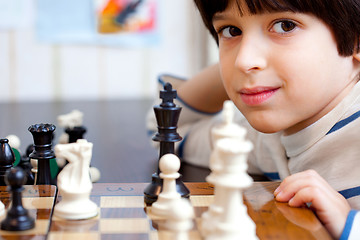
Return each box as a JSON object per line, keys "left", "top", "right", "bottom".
{"left": 57, "top": 109, "right": 84, "bottom": 144}
{"left": 165, "top": 198, "right": 195, "bottom": 240}
{"left": 205, "top": 137, "right": 257, "bottom": 240}
{"left": 5, "top": 135, "right": 21, "bottom": 150}
{"left": 211, "top": 100, "right": 247, "bottom": 143}
{"left": 53, "top": 139, "right": 98, "bottom": 220}
{"left": 202, "top": 100, "right": 248, "bottom": 236}
{"left": 89, "top": 166, "right": 101, "bottom": 183}
{"left": 0, "top": 200, "right": 5, "bottom": 216}
{"left": 30, "top": 158, "right": 38, "bottom": 185}
{"left": 57, "top": 110, "right": 84, "bottom": 129}
{"left": 151, "top": 153, "right": 182, "bottom": 217}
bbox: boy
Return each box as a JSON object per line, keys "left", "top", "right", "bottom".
{"left": 147, "top": 0, "right": 360, "bottom": 238}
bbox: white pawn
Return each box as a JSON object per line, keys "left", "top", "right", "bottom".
{"left": 6, "top": 135, "right": 21, "bottom": 150}
{"left": 89, "top": 166, "right": 101, "bottom": 183}
{"left": 151, "top": 153, "right": 181, "bottom": 217}
{"left": 165, "top": 198, "right": 195, "bottom": 240}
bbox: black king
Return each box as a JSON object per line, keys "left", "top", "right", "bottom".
{"left": 144, "top": 82, "right": 190, "bottom": 205}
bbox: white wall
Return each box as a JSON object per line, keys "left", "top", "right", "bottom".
{"left": 0, "top": 0, "right": 212, "bottom": 102}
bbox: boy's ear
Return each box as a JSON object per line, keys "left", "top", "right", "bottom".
{"left": 355, "top": 51, "right": 360, "bottom": 62}
{"left": 355, "top": 40, "right": 360, "bottom": 62}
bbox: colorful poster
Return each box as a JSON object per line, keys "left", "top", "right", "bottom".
{"left": 36, "top": 0, "right": 159, "bottom": 47}
{"left": 96, "top": 0, "right": 156, "bottom": 34}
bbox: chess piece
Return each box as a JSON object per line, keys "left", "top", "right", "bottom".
{"left": 18, "top": 156, "right": 35, "bottom": 185}
{"left": 89, "top": 166, "right": 101, "bottom": 183}
{"left": 202, "top": 100, "right": 248, "bottom": 236}
{"left": 57, "top": 110, "right": 84, "bottom": 144}
{"left": 151, "top": 153, "right": 182, "bottom": 216}
{"left": 57, "top": 110, "right": 93, "bottom": 180}
{"left": 144, "top": 82, "right": 190, "bottom": 205}
{"left": 14, "top": 144, "right": 35, "bottom": 185}
{"left": 5, "top": 135, "right": 21, "bottom": 150}
{"left": 211, "top": 100, "right": 247, "bottom": 143}
{"left": 30, "top": 158, "right": 38, "bottom": 183}
{"left": 203, "top": 137, "right": 257, "bottom": 240}
{"left": 57, "top": 110, "right": 84, "bottom": 130}
{"left": 6, "top": 135, "right": 22, "bottom": 167}
{"left": 28, "top": 123, "right": 56, "bottom": 185}
{"left": 57, "top": 126, "right": 87, "bottom": 178}
{"left": 54, "top": 139, "right": 98, "bottom": 220}
{"left": 0, "top": 139, "right": 15, "bottom": 186}
{"left": 0, "top": 200, "right": 4, "bottom": 216}
{"left": 165, "top": 198, "right": 195, "bottom": 240}
{"left": 65, "top": 126, "right": 87, "bottom": 143}
{"left": 1, "top": 167, "right": 35, "bottom": 231}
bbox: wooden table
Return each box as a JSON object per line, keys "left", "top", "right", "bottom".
{"left": 0, "top": 182, "right": 332, "bottom": 239}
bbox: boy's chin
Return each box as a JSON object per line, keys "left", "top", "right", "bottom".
{"left": 248, "top": 121, "right": 284, "bottom": 134}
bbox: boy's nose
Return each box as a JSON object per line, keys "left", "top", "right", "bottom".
{"left": 234, "top": 36, "right": 267, "bottom": 73}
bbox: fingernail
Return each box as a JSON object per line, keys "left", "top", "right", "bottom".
{"left": 274, "top": 186, "right": 281, "bottom": 195}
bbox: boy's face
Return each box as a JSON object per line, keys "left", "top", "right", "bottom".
{"left": 213, "top": 0, "right": 360, "bottom": 135}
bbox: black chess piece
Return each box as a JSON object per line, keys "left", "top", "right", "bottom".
{"left": 17, "top": 145, "right": 35, "bottom": 185}
{"left": 56, "top": 126, "right": 87, "bottom": 175}
{"left": 144, "top": 82, "right": 190, "bottom": 205}
{"left": 28, "top": 123, "right": 56, "bottom": 185}
{"left": 1, "top": 167, "right": 35, "bottom": 231}
{"left": 0, "top": 139, "right": 15, "bottom": 186}
{"left": 65, "top": 126, "right": 87, "bottom": 143}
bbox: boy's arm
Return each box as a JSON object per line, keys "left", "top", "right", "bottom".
{"left": 274, "top": 169, "right": 351, "bottom": 239}
{"left": 177, "top": 63, "right": 229, "bottom": 113}
{"left": 341, "top": 210, "right": 360, "bottom": 240}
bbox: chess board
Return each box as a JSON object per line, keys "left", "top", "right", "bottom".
{"left": 0, "top": 185, "right": 57, "bottom": 239}
{"left": 47, "top": 182, "right": 332, "bottom": 240}
{"left": 49, "top": 195, "right": 208, "bottom": 239}
{"left": 0, "top": 182, "right": 332, "bottom": 240}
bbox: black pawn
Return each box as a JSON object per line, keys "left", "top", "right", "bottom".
{"left": 0, "top": 139, "right": 15, "bottom": 186}
{"left": 1, "top": 167, "right": 35, "bottom": 231}
{"left": 28, "top": 123, "right": 56, "bottom": 185}
{"left": 144, "top": 82, "right": 190, "bottom": 205}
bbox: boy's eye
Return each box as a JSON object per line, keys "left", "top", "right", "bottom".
{"left": 220, "top": 26, "right": 242, "bottom": 38}
{"left": 272, "top": 20, "right": 296, "bottom": 33}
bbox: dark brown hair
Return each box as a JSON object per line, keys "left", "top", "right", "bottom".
{"left": 194, "top": 0, "right": 360, "bottom": 56}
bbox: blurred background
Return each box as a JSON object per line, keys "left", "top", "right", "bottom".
{"left": 0, "top": 0, "right": 218, "bottom": 182}
{"left": 0, "top": 0, "right": 218, "bottom": 102}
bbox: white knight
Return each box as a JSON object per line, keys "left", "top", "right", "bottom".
{"left": 54, "top": 139, "right": 98, "bottom": 220}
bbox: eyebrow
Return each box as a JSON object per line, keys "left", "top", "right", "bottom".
{"left": 213, "top": 12, "right": 229, "bottom": 22}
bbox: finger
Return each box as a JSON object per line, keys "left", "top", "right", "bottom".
{"left": 288, "top": 186, "right": 350, "bottom": 239}
{"left": 275, "top": 170, "right": 332, "bottom": 201}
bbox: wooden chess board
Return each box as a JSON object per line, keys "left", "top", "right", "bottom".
{"left": 0, "top": 182, "right": 332, "bottom": 240}
{"left": 0, "top": 185, "right": 56, "bottom": 239}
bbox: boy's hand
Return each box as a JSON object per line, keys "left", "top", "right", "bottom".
{"left": 274, "top": 169, "right": 351, "bottom": 239}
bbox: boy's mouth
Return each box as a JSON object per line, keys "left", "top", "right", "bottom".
{"left": 239, "top": 87, "right": 279, "bottom": 106}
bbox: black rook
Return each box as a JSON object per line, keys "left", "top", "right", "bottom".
{"left": 28, "top": 123, "right": 56, "bottom": 185}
